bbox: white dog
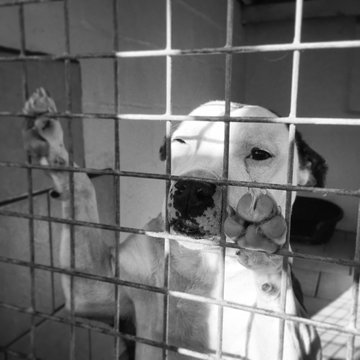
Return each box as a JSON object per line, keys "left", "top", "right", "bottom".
{"left": 23, "top": 89, "right": 326, "bottom": 359}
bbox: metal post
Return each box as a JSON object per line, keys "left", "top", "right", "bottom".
{"left": 346, "top": 200, "right": 360, "bottom": 359}
{"left": 63, "top": 0, "right": 76, "bottom": 358}
{"left": 112, "top": 0, "right": 123, "bottom": 358}
{"left": 162, "top": 0, "right": 173, "bottom": 358}
{"left": 277, "top": 0, "right": 304, "bottom": 358}
{"left": 18, "top": 3, "right": 37, "bottom": 359}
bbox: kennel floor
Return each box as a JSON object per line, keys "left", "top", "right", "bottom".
{"left": 292, "top": 230, "right": 358, "bottom": 360}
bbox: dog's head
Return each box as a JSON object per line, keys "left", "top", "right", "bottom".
{"left": 160, "top": 102, "right": 327, "bottom": 241}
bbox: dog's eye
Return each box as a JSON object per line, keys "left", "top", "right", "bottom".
{"left": 249, "top": 147, "right": 272, "bottom": 161}
{"left": 173, "top": 138, "right": 186, "bottom": 144}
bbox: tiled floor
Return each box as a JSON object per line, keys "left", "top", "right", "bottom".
{"left": 292, "top": 230, "right": 358, "bottom": 360}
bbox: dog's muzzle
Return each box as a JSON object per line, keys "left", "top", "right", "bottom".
{"left": 167, "top": 177, "right": 222, "bottom": 238}
{"left": 173, "top": 180, "right": 216, "bottom": 218}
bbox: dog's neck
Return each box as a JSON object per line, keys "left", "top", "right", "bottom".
{"left": 146, "top": 213, "right": 252, "bottom": 304}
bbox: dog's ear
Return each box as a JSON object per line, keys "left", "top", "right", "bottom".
{"left": 159, "top": 136, "right": 166, "bottom": 161}
{"left": 295, "top": 130, "right": 328, "bottom": 187}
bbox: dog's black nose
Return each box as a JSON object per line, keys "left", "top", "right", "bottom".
{"left": 172, "top": 180, "right": 217, "bottom": 218}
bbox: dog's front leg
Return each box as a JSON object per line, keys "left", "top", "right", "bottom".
{"left": 23, "top": 89, "right": 116, "bottom": 322}
{"left": 116, "top": 216, "right": 167, "bottom": 359}
{"left": 225, "top": 192, "right": 322, "bottom": 360}
{"left": 248, "top": 263, "right": 321, "bottom": 360}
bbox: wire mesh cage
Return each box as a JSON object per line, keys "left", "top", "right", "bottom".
{"left": 0, "top": 0, "right": 360, "bottom": 359}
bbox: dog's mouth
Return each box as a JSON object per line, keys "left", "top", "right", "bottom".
{"left": 169, "top": 218, "right": 207, "bottom": 238}
{"left": 166, "top": 178, "right": 222, "bottom": 240}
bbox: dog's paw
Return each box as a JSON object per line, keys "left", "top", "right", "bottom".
{"left": 22, "top": 88, "right": 68, "bottom": 166}
{"left": 224, "top": 192, "right": 287, "bottom": 269}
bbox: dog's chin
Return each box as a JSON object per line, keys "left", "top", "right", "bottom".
{"left": 169, "top": 218, "right": 220, "bottom": 247}
{"left": 171, "top": 220, "right": 206, "bottom": 238}
{"left": 170, "top": 220, "right": 218, "bottom": 250}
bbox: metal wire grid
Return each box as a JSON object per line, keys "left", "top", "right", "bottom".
{"left": 0, "top": 0, "right": 359, "bottom": 359}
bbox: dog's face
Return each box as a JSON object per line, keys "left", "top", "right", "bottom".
{"left": 160, "top": 102, "right": 327, "bottom": 242}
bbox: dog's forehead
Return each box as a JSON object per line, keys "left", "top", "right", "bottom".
{"left": 188, "top": 101, "right": 277, "bottom": 118}
{"left": 174, "top": 101, "right": 289, "bottom": 144}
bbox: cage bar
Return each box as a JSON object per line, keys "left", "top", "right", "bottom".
{"left": 161, "top": 0, "right": 173, "bottom": 358}
{"left": 46, "top": 191, "right": 57, "bottom": 312}
{"left": 0, "top": 0, "right": 64, "bottom": 8}
{"left": 215, "top": 0, "right": 235, "bottom": 357}
{"left": 2, "top": 206, "right": 360, "bottom": 270}
{"left": 0, "top": 0, "right": 61, "bottom": 7}
{"left": 277, "top": 0, "right": 304, "bottom": 358}
{"left": 2, "top": 162, "right": 359, "bottom": 199}
{"left": 62, "top": 0, "right": 77, "bottom": 358}
{"left": 2, "top": 303, "right": 64, "bottom": 360}
{"left": 4, "top": 111, "right": 360, "bottom": 126}
{"left": 346, "top": 200, "right": 360, "bottom": 359}
{"left": 111, "top": 1, "right": 123, "bottom": 358}
{"left": 4, "top": 349, "right": 42, "bottom": 360}
{"left": 2, "top": 38, "right": 360, "bottom": 61}
{"left": 18, "top": 2, "right": 38, "bottom": 359}
{"left": 3, "top": 280, "right": 360, "bottom": 340}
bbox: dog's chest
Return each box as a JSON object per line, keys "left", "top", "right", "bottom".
{"left": 221, "top": 257, "right": 259, "bottom": 355}
{"left": 168, "top": 249, "right": 258, "bottom": 355}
